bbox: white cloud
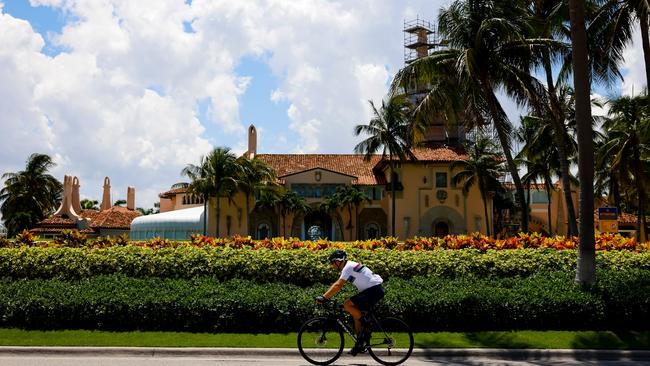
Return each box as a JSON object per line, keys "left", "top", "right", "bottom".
{"left": 0, "top": 0, "right": 448, "bottom": 211}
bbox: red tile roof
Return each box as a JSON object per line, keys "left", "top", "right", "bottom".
{"left": 89, "top": 206, "right": 142, "bottom": 229}
{"left": 159, "top": 187, "right": 188, "bottom": 198}
{"left": 256, "top": 154, "right": 384, "bottom": 185}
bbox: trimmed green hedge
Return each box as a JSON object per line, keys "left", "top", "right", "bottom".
{"left": 0, "top": 270, "right": 648, "bottom": 332}
{"left": 1, "top": 246, "right": 650, "bottom": 284}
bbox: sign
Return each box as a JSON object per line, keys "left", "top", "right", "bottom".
{"left": 598, "top": 207, "right": 618, "bottom": 233}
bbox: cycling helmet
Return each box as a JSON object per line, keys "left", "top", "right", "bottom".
{"left": 328, "top": 249, "right": 347, "bottom": 263}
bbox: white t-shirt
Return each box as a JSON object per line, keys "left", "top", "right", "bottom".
{"left": 339, "top": 260, "right": 383, "bottom": 292}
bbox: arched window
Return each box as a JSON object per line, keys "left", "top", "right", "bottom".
{"left": 365, "top": 222, "right": 380, "bottom": 240}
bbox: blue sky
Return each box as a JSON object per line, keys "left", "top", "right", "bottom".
{"left": 0, "top": 0, "right": 645, "bottom": 211}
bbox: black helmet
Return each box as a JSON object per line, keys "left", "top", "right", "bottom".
{"left": 328, "top": 249, "right": 347, "bottom": 263}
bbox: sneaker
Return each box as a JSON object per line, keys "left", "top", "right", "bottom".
{"left": 348, "top": 344, "right": 364, "bottom": 356}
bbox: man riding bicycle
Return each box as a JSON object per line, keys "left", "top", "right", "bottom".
{"left": 316, "top": 249, "right": 385, "bottom": 355}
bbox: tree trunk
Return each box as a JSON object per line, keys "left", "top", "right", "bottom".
{"left": 543, "top": 52, "right": 579, "bottom": 237}
{"left": 245, "top": 192, "right": 251, "bottom": 237}
{"left": 640, "top": 12, "right": 650, "bottom": 107}
{"left": 348, "top": 205, "right": 353, "bottom": 241}
{"left": 547, "top": 188, "right": 553, "bottom": 236}
{"left": 633, "top": 146, "right": 647, "bottom": 242}
{"left": 203, "top": 196, "right": 207, "bottom": 236}
{"left": 389, "top": 152, "right": 396, "bottom": 237}
{"left": 480, "top": 181, "right": 491, "bottom": 237}
{"left": 216, "top": 196, "right": 221, "bottom": 238}
{"left": 569, "top": 0, "right": 596, "bottom": 287}
{"left": 485, "top": 92, "right": 528, "bottom": 233}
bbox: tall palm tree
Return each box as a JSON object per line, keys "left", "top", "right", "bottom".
{"left": 205, "top": 147, "right": 242, "bottom": 238}
{"left": 392, "top": 0, "right": 558, "bottom": 233}
{"left": 452, "top": 136, "right": 505, "bottom": 237}
{"left": 237, "top": 157, "right": 277, "bottom": 236}
{"left": 600, "top": 94, "right": 649, "bottom": 242}
{"left": 569, "top": 0, "right": 597, "bottom": 287}
{"left": 521, "top": 157, "right": 556, "bottom": 235}
{"left": 354, "top": 94, "right": 416, "bottom": 237}
{"left": 254, "top": 187, "right": 283, "bottom": 238}
{"left": 525, "top": 0, "right": 583, "bottom": 236}
{"left": 0, "top": 153, "right": 62, "bottom": 236}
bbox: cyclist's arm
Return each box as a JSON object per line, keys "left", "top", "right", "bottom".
{"left": 323, "top": 278, "right": 346, "bottom": 299}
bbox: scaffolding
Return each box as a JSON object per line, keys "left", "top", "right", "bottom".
{"left": 404, "top": 17, "right": 443, "bottom": 64}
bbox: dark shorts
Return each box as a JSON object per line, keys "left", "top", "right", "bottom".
{"left": 350, "top": 284, "right": 385, "bottom": 310}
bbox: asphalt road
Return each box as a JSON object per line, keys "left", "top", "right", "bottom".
{"left": 0, "top": 353, "right": 648, "bottom": 366}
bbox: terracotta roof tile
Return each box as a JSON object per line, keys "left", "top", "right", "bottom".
{"left": 160, "top": 187, "right": 188, "bottom": 198}
{"left": 89, "top": 206, "right": 142, "bottom": 229}
{"left": 256, "top": 154, "right": 383, "bottom": 185}
{"left": 409, "top": 146, "right": 468, "bottom": 161}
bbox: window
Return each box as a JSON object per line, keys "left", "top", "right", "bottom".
{"left": 291, "top": 184, "right": 344, "bottom": 198}
{"left": 531, "top": 191, "right": 550, "bottom": 204}
{"left": 436, "top": 172, "right": 447, "bottom": 188}
{"left": 361, "top": 186, "right": 383, "bottom": 201}
{"left": 365, "top": 223, "right": 380, "bottom": 239}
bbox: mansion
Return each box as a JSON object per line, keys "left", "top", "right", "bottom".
{"left": 130, "top": 125, "right": 581, "bottom": 241}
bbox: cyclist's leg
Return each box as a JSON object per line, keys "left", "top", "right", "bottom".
{"left": 343, "top": 299, "right": 363, "bottom": 333}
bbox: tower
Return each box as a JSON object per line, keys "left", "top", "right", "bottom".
{"left": 403, "top": 17, "right": 466, "bottom": 146}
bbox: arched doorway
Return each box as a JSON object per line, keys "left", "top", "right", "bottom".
{"left": 433, "top": 221, "right": 450, "bottom": 237}
{"left": 303, "top": 210, "right": 333, "bottom": 240}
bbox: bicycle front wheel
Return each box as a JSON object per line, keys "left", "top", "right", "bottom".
{"left": 367, "top": 317, "right": 414, "bottom": 366}
{"left": 297, "top": 317, "right": 344, "bottom": 365}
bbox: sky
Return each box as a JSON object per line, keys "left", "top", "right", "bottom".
{"left": 0, "top": 0, "right": 646, "bottom": 212}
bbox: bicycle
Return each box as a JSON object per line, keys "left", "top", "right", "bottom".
{"left": 297, "top": 298, "right": 414, "bottom": 366}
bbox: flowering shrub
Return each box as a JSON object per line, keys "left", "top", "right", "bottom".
{"left": 54, "top": 229, "right": 88, "bottom": 247}
{"left": 14, "top": 230, "right": 38, "bottom": 246}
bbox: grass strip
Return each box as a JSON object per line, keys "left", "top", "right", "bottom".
{"left": 0, "top": 329, "right": 648, "bottom": 349}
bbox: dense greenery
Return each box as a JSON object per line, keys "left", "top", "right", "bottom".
{"left": 0, "top": 270, "right": 647, "bottom": 332}
{"left": 0, "top": 154, "right": 62, "bottom": 237}
{"left": 1, "top": 246, "right": 650, "bottom": 283}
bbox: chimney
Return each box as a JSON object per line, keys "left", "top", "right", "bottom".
{"left": 72, "top": 176, "right": 81, "bottom": 213}
{"left": 100, "top": 177, "right": 111, "bottom": 211}
{"left": 247, "top": 124, "right": 257, "bottom": 158}
{"left": 52, "top": 175, "right": 81, "bottom": 219}
{"left": 127, "top": 186, "right": 135, "bottom": 210}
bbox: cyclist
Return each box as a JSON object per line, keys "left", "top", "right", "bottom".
{"left": 316, "top": 249, "right": 385, "bottom": 355}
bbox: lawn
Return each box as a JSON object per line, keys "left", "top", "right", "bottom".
{"left": 1, "top": 329, "right": 648, "bottom": 349}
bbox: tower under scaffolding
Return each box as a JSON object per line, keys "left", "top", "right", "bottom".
{"left": 403, "top": 17, "right": 443, "bottom": 64}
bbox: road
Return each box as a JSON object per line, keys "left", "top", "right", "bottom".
{"left": 0, "top": 353, "right": 647, "bottom": 366}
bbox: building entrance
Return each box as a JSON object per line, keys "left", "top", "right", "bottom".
{"left": 304, "top": 210, "right": 333, "bottom": 240}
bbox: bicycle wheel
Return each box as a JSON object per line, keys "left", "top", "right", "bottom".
{"left": 297, "top": 317, "right": 344, "bottom": 365}
{"left": 367, "top": 317, "right": 414, "bottom": 366}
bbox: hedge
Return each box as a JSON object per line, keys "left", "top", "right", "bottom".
{"left": 1, "top": 246, "right": 650, "bottom": 284}
{"left": 0, "top": 270, "right": 648, "bottom": 332}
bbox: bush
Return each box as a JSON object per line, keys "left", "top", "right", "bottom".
{"left": 0, "top": 270, "right": 647, "bottom": 332}
{"left": 1, "top": 246, "right": 650, "bottom": 283}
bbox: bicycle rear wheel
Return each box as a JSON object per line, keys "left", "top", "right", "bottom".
{"left": 297, "top": 317, "right": 344, "bottom": 365}
{"left": 367, "top": 317, "right": 414, "bottom": 366}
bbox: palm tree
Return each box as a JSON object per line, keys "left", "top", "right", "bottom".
{"left": 277, "top": 190, "right": 310, "bottom": 238}
{"left": 600, "top": 94, "right": 649, "bottom": 242}
{"left": 354, "top": 94, "right": 416, "bottom": 237}
{"left": 525, "top": 0, "right": 583, "bottom": 236}
{"left": 113, "top": 199, "right": 127, "bottom": 207}
{"left": 204, "top": 148, "right": 242, "bottom": 238}
{"left": 595, "top": 0, "right": 650, "bottom": 107}
{"left": 521, "top": 157, "right": 556, "bottom": 236}
{"left": 569, "top": 0, "right": 597, "bottom": 287}
{"left": 392, "top": 0, "right": 559, "bottom": 233}
{"left": 452, "top": 136, "right": 505, "bottom": 237}
{"left": 0, "top": 153, "right": 62, "bottom": 236}
{"left": 237, "top": 157, "right": 277, "bottom": 236}
{"left": 80, "top": 199, "right": 99, "bottom": 210}
{"left": 182, "top": 161, "right": 212, "bottom": 236}
{"left": 335, "top": 185, "right": 370, "bottom": 241}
